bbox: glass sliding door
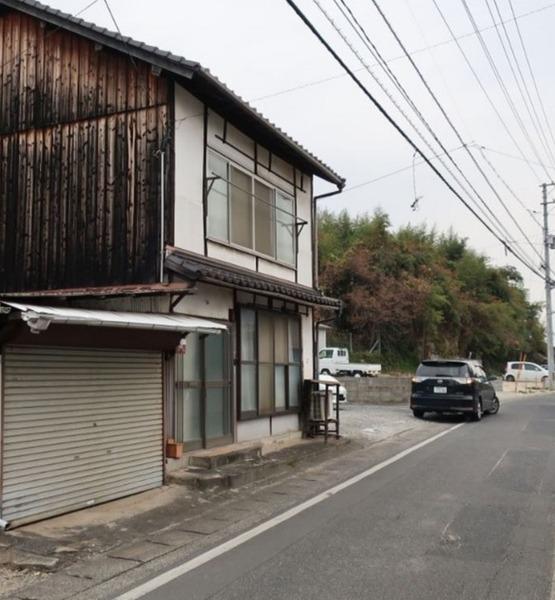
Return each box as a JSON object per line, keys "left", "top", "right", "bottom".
{"left": 175, "top": 333, "right": 203, "bottom": 450}
{"left": 204, "top": 333, "right": 232, "bottom": 447}
{"left": 175, "top": 332, "right": 232, "bottom": 451}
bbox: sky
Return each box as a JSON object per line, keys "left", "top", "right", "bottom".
{"left": 45, "top": 0, "right": 555, "bottom": 309}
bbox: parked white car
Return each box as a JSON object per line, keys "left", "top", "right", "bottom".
{"left": 319, "top": 374, "right": 348, "bottom": 408}
{"left": 504, "top": 361, "right": 548, "bottom": 384}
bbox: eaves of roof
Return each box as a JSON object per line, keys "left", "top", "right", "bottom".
{"left": 165, "top": 247, "right": 341, "bottom": 309}
{"left": 1, "top": 0, "right": 345, "bottom": 187}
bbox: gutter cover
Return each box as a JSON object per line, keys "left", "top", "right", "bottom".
{"left": 0, "top": 301, "right": 227, "bottom": 335}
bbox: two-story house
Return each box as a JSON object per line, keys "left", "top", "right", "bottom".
{"left": 0, "top": 0, "right": 344, "bottom": 527}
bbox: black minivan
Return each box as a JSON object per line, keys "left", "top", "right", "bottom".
{"left": 410, "top": 359, "right": 499, "bottom": 420}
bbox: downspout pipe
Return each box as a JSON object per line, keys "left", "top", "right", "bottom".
{"left": 312, "top": 183, "right": 345, "bottom": 379}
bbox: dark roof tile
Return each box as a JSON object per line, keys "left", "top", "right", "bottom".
{"left": 165, "top": 248, "right": 341, "bottom": 309}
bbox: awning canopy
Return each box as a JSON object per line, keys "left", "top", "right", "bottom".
{"left": 0, "top": 301, "right": 227, "bottom": 335}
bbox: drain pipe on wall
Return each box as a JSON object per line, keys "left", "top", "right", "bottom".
{"left": 156, "top": 134, "right": 171, "bottom": 284}
{"left": 312, "top": 184, "right": 345, "bottom": 379}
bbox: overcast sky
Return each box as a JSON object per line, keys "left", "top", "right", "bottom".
{"left": 47, "top": 0, "right": 555, "bottom": 308}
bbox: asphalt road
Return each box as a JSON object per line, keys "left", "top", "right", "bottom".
{"left": 125, "top": 394, "right": 555, "bottom": 600}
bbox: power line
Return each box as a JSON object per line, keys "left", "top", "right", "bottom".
{"left": 250, "top": 1, "right": 555, "bottom": 110}
{"left": 102, "top": 0, "right": 122, "bottom": 35}
{"left": 284, "top": 0, "right": 544, "bottom": 280}
{"left": 317, "top": 0, "right": 519, "bottom": 251}
{"left": 479, "top": 144, "right": 555, "bottom": 171}
{"left": 339, "top": 0, "right": 544, "bottom": 267}
{"left": 474, "top": 144, "right": 543, "bottom": 229}
{"left": 459, "top": 0, "right": 553, "bottom": 181}
{"left": 431, "top": 0, "right": 544, "bottom": 184}
{"left": 341, "top": 145, "right": 466, "bottom": 193}
{"left": 484, "top": 0, "right": 555, "bottom": 166}
{"left": 507, "top": 0, "right": 555, "bottom": 157}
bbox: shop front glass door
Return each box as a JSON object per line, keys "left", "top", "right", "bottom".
{"left": 175, "top": 332, "right": 232, "bottom": 450}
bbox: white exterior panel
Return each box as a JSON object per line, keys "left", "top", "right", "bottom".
{"left": 1, "top": 346, "right": 163, "bottom": 527}
{"left": 174, "top": 85, "right": 206, "bottom": 254}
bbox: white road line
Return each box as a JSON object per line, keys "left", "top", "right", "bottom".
{"left": 486, "top": 448, "right": 508, "bottom": 478}
{"left": 114, "top": 422, "right": 466, "bottom": 600}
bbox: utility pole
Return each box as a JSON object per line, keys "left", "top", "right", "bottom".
{"left": 542, "top": 182, "right": 555, "bottom": 388}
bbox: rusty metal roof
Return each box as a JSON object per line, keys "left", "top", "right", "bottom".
{"left": 1, "top": 0, "right": 345, "bottom": 187}
{"left": 0, "top": 282, "right": 193, "bottom": 299}
{"left": 165, "top": 247, "right": 341, "bottom": 309}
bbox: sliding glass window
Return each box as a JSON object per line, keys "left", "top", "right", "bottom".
{"left": 239, "top": 307, "right": 302, "bottom": 419}
{"left": 206, "top": 150, "right": 295, "bottom": 265}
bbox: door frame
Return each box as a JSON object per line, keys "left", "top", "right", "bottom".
{"left": 175, "top": 331, "right": 233, "bottom": 451}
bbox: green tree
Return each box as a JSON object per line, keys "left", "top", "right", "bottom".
{"left": 319, "top": 209, "right": 545, "bottom": 372}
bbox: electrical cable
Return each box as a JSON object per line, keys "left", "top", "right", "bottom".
{"left": 284, "top": 0, "right": 544, "bottom": 279}
{"left": 251, "top": 1, "right": 555, "bottom": 106}
{"left": 431, "top": 0, "right": 543, "bottom": 184}
{"left": 319, "top": 0, "right": 516, "bottom": 250}
{"left": 363, "top": 0, "right": 545, "bottom": 265}
{"left": 484, "top": 0, "right": 555, "bottom": 166}
{"left": 507, "top": 0, "right": 555, "bottom": 156}
{"left": 474, "top": 143, "right": 543, "bottom": 229}
{"left": 328, "top": 0, "right": 543, "bottom": 268}
{"left": 459, "top": 0, "right": 553, "bottom": 181}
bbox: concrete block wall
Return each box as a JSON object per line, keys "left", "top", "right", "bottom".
{"left": 342, "top": 376, "right": 411, "bottom": 404}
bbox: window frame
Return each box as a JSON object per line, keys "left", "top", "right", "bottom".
{"left": 206, "top": 149, "right": 297, "bottom": 267}
{"left": 237, "top": 305, "right": 303, "bottom": 421}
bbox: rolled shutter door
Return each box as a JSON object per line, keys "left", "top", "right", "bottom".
{"left": 1, "top": 345, "right": 163, "bottom": 527}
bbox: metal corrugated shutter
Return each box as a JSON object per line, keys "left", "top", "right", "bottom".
{"left": 1, "top": 346, "right": 163, "bottom": 527}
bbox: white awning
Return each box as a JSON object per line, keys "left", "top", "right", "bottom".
{"left": 0, "top": 301, "right": 227, "bottom": 335}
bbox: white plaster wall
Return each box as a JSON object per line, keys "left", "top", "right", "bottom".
{"left": 296, "top": 177, "right": 313, "bottom": 287}
{"left": 207, "top": 111, "right": 254, "bottom": 172}
{"left": 271, "top": 414, "right": 300, "bottom": 436}
{"left": 173, "top": 282, "right": 233, "bottom": 320}
{"left": 174, "top": 85, "right": 205, "bottom": 254}
{"left": 237, "top": 418, "right": 271, "bottom": 443}
{"left": 207, "top": 241, "right": 257, "bottom": 270}
{"left": 257, "top": 259, "right": 295, "bottom": 282}
{"left": 302, "top": 311, "right": 314, "bottom": 379}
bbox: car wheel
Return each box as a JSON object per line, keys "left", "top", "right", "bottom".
{"left": 412, "top": 409, "right": 424, "bottom": 419}
{"left": 471, "top": 400, "right": 483, "bottom": 421}
{"left": 541, "top": 376, "right": 548, "bottom": 385}
{"left": 321, "top": 369, "right": 331, "bottom": 375}
{"left": 353, "top": 371, "right": 362, "bottom": 378}
{"left": 505, "top": 375, "right": 515, "bottom": 382}
{"left": 488, "top": 396, "right": 500, "bottom": 415}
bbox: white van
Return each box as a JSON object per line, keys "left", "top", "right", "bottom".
{"left": 504, "top": 361, "right": 548, "bottom": 383}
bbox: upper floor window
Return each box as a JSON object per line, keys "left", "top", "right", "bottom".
{"left": 206, "top": 151, "right": 296, "bottom": 265}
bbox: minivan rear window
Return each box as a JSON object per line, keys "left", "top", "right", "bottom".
{"left": 416, "top": 362, "right": 469, "bottom": 378}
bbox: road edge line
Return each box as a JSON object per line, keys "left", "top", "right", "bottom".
{"left": 114, "top": 422, "right": 466, "bottom": 600}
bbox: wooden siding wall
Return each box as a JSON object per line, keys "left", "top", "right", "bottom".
{"left": 0, "top": 11, "right": 171, "bottom": 292}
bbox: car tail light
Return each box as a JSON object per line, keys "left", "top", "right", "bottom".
{"left": 452, "top": 377, "right": 473, "bottom": 384}
{"left": 412, "top": 377, "right": 425, "bottom": 383}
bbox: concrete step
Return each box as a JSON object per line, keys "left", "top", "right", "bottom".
{"left": 186, "top": 444, "right": 262, "bottom": 470}
{"left": 168, "top": 457, "right": 292, "bottom": 491}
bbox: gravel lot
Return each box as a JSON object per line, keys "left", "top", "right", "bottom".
{"left": 339, "top": 402, "right": 431, "bottom": 442}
